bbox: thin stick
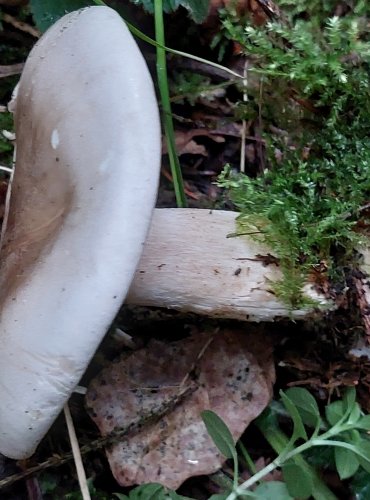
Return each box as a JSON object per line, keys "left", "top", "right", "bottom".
{"left": 2, "top": 13, "right": 40, "bottom": 38}
{"left": 257, "top": 79, "right": 265, "bottom": 173}
{"left": 240, "top": 60, "right": 248, "bottom": 173}
{"left": 0, "top": 64, "right": 24, "bottom": 79}
{"left": 0, "top": 384, "right": 195, "bottom": 490}
{"left": 0, "top": 166, "right": 12, "bottom": 173}
{"left": 64, "top": 404, "right": 91, "bottom": 500}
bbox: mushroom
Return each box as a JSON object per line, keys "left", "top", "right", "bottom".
{"left": 0, "top": 6, "right": 161, "bottom": 459}
{"left": 0, "top": 5, "right": 331, "bottom": 461}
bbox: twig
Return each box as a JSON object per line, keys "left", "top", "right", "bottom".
{"left": 0, "top": 63, "right": 24, "bottom": 78}
{"left": 339, "top": 202, "right": 370, "bottom": 221}
{"left": 226, "top": 231, "right": 263, "bottom": 238}
{"left": 179, "top": 332, "right": 216, "bottom": 389}
{"left": 257, "top": 78, "right": 265, "bottom": 173}
{"left": 2, "top": 13, "right": 40, "bottom": 38}
{"left": 240, "top": 60, "right": 249, "bottom": 173}
{"left": 358, "top": 202, "right": 370, "bottom": 214}
{"left": 0, "top": 384, "right": 195, "bottom": 490}
{"left": 64, "top": 404, "right": 91, "bottom": 500}
{"left": 0, "top": 166, "right": 13, "bottom": 174}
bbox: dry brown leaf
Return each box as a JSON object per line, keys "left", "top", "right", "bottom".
{"left": 162, "top": 129, "right": 225, "bottom": 156}
{"left": 180, "top": 139, "right": 207, "bottom": 156}
{"left": 86, "top": 329, "right": 274, "bottom": 489}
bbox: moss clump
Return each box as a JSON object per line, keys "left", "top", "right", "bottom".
{"left": 218, "top": 3, "right": 370, "bottom": 308}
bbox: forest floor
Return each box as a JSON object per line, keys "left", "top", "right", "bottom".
{"left": 1, "top": 1, "right": 370, "bottom": 499}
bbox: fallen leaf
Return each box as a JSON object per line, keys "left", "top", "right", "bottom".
{"left": 179, "top": 139, "right": 207, "bottom": 156}
{"left": 162, "top": 129, "right": 225, "bottom": 156}
{"left": 86, "top": 329, "right": 274, "bottom": 489}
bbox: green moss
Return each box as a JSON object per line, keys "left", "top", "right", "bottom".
{"left": 218, "top": 3, "right": 370, "bottom": 308}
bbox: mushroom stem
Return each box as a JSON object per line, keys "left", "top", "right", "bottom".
{"left": 0, "top": 6, "right": 160, "bottom": 459}
{"left": 127, "top": 209, "right": 332, "bottom": 321}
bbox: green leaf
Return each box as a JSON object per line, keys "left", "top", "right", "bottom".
{"left": 325, "top": 401, "right": 345, "bottom": 426}
{"left": 343, "top": 387, "right": 357, "bottom": 414}
{"left": 256, "top": 406, "right": 279, "bottom": 429}
{"left": 284, "top": 387, "right": 321, "bottom": 429}
{"left": 208, "top": 495, "right": 230, "bottom": 500}
{"left": 282, "top": 461, "right": 313, "bottom": 499}
{"left": 348, "top": 429, "right": 361, "bottom": 446}
{"left": 347, "top": 402, "right": 361, "bottom": 425}
{"left": 280, "top": 390, "right": 308, "bottom": 441}
{"left": 201, "top": 410, "right": 236, "bottom": 460}
{"left": 355, "top": 440, "right": 370, "bottom": 474}
{"left": 180, "top": 0, "right": 209, "bottom": 23}
{"left": 126, "top": 483, "right": 167, "bottom": 499}
{"left": 39, "top": 473, "right": 58, "bottom": 494}
{"left": 254, "top": 481, "right": 294, "bottom": 499}
{"left": 334, "top": 447, "right": 360, "bottom": 479}
{"left": 356, "top": 415, "right": 370, "bottom": 430}
{"left": 114, "top": 495, "right": 129, "bottom": 500}
{"left": 30, "top": 0, "right": 92, "bottom": 31}
{"left": 167, "top": 492, "right": 196, "bottom": 500}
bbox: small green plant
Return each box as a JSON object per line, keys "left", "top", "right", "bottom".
{"left": 217, "top": 4, "right": 370, "bottom": 307}
{"left": 39, "top": 473, "right": 112, "bottom": 499}
{"left": 116, "top": 388, "right": 370, "bottom": 499}
{"left": 114, "top": 483, "right": 194, "bottom": 499}
{"left": 203, "top": 387, "right": 370, "bottom": 499}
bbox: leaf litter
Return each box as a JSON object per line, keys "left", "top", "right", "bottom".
{"left": 86, "top": 328, "right": 275, "bottom": 489}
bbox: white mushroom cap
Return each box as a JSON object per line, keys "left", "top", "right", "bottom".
{"left": 0, "top": 6, "right": 160, "bottom": 458}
